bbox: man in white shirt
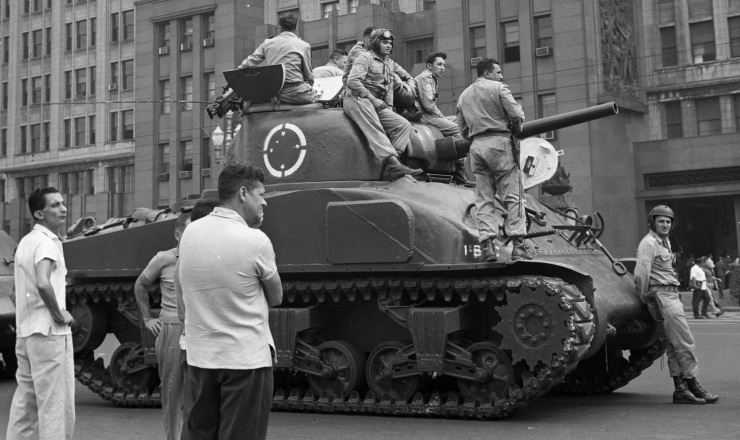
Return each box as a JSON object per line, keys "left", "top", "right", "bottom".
{"left": 179, "top": 164, "right": 282, "bottom": 440}
{"left": 6, "top": 187, "right": 75, "bottom": 440}
{"left": 313, "top": 49, "right": 348, "bottom": 78}
{"left": 689, "top": 257, "right": 711, "bottom": 319}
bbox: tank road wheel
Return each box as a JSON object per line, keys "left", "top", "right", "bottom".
{"left": 70, "top": 301, "right": 108, "bottom": 353}
{"left": 366, "top": 341, "right": 419, "bottom": 400}
{"left": 109, "top": 342, "right": 158, "bottom": 393}
{"left": 307, "top": 340, "right": 366, "bottom": 399}
{"left": 456, "top": 342, "right": 514, "bottom": 403}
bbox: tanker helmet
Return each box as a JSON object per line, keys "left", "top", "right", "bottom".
{"left": 648, "top": 205, "right": 677, "bottom": 232}
{"left": 393, "top": 84, "right": 416, "bottom": 111}
{"left": 370, "top": 29, "right": 395, "bottom": 54}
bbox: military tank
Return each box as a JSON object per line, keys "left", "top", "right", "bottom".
{"left": 63, "top": 70, "right": 663, "bottom": 419}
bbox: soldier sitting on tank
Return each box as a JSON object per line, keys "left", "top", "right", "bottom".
{"left": 313, "top": 49, "right": 347, "bottom": 78}
{"left": 344, "top": 26, "right": 417, "bottom": 95}
{"left": 414, "top": 52, "right": 474, "bottom": 187}
{"left": 344, "top": 29, "right": 423, "bottom": 180}
{"left": 237, "top": 12, "right": 318, "bottom": 105}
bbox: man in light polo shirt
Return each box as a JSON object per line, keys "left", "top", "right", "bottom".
{"left": 179, "top": 164, "right": 283, "bottom": 440}
{"left": 134, "top": 212, "right": 190, "bottom": 440}
{"left": 6, "top": 187, "right": 75, "bottom": 440}
{"left": 690, "top": 257, "right": 711, "bottom": 319}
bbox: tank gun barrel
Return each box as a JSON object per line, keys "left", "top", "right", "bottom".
{"left": 515, "top": 102, "right": 618, "bottom": 139}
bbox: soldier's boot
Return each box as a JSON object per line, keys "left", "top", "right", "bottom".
{"left": 672, "top": 376, "right": 706, "bottom": 404}
{"left": 385, "top": 156, "right": 423, "bottom": 181}
{"left": 511, "top": 239, "right": 533, "bottom": 261}
{"left": 685, "top": 377, "right": 719, "bottom": 403}
{"left": 480, "top": 238, "right": 498, "bottom": 262}
{"left": 452, "top": 161, "right": 476, "bottom": 188}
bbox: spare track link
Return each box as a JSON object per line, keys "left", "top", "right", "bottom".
{"left": 273, "top": 275, "right": 595, "bottom": 420}
{"left": 554, "top": 337, "right": 666, "bottom": 395}
{"left": 67, "top": 282, "right": 163, "bottom": 408}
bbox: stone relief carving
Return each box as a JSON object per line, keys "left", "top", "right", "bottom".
{"left": 600, "top": 0, "right": 640, "bottom": 99}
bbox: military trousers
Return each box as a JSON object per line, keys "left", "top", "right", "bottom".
{"left": 277, "top": 82, "right": 318, "bottom": 105}
{"left": 653, "top": 289, "right": 699, "bottom": 379}
{"left": 156, "top": 322, "right": 185, "bottom": 440}
{"left": 469, "top": 136, "right": 525, "bottom": 242}
{"left": 343, "top": 95, "right": 412, "bottom": 161}
{"left": 420, "top": 114, "right": 460, "bottom": 137}
{"left": 6, "top": 333, "right": 75, "bottom": 440}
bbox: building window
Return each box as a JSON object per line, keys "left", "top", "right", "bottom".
{"left": 65, "top": 71, "right": 72, "bottom": 99}
{"left": 110, "top": 62, "right": 118, "bottom": 87}
{"left": 17, "top": 175, "right": 48, "bottom": 200}
{"left": 107, "top": 165, "right": 134, "bottom": 193}
{"left": 20, "top": 126, "right": 27, "bottom": 154}
{"left": 696, "top": 97, "right": 721, "bottom": 136}
{"left": 21, "top": 79, "right": 28, "bottom": 106}
{"left": 502, "top": 21, "right": 520, "bottom": 63}
{"left": 161, "top": 80, "right": 170, "bottom": 114}
{"left": 730, "top": 17, "right": 740, "bottom": 58}
{"left": 0, "top": 180, "right": 4, "bottom": 203}
{"left": 181, "top": 76, "right": 193, "bottom": 110}
{"left": 406, "top": 38, "right": 434, "bottom": 67}
{"left": 181, "top": 140, "right": 193, "bottom": 171}
{"left": 660, "top": 27, "right": 678, "bottom": 67}
{"left": 90, "top": 18, "right": 96, "bottom": 47}
{"left": 75, "top": 68, "right": 87, "bottom": 97}
{"left": 122, "top": 10, "right": 134, "bottom": 40}
{"left": 122, "top": 110, "right": 133, "bottom": 140}
{"left": 690, "top": 21, "right": 715, "bottom": 63}
{"left": 43, "top": 122, "right": 49, "bottom": 150}
{"left": 45, "top": 27, "right": 52, "bottom": 56}
{"left": 534, "top": 15, "right": 552, "bottom": 48}
{"left": 2, "top": 82, "right": 7, "bottom": 109}
{"left": 311, "top": 46, "right": 329, "bottom": 68}
{"left": 89, "top": 66, "right": 96, "bottom": 96}
{"left": 3, "top": 36, "right": 9, "bottom": 63}
{"left": 348, "top": 0, "right": 359, "bottom": 13}
{"left": 44, "top": 75, "right": 51, "bottom": 102}
{"left": 74, "top": 117, "right": 85, "bottom": 145}
{"left": 161, "top": 23, "right": 170, "bottom": 48}
{"left": 88, "top": 115, "right": 95, "bottom": 144}
{"left": 665, "top": 101, "right": 682, "bottom": 139}
{"left": 30, "top": 124, "right": 40, "bottom": 152}
{"left": 470, "top": 26, "right": 487, "bottom": 59}
{"left": 59, "top": 170, "right": 94, "bottom": 195}
{"left": 64, "top": 119, "right": 71, "bottom": 147}
{"left": 4, "top": 1, "right": 9, "bottom": 18}
{"left": 22, "top": 32, "right": 29, "bottom": 59}
{"left": 182, "top": 18, "right": 193, "bottom": 46}
{"left": 159, "top": 143, "right": 170, "bottom": 174}
{"left": 205, "top": 73, "right": 215, "bottom": 102}
{"left": 1, "top": 129, "right": 5, "bottom": 157}
{"left": 204, "top": 15, "right": 215, "bottom": 40}
{"left": 322, "top": 2, "right": 338, "bottom": 18}
{"left": 121, "top": 60, "right": 133, "bottom": 90}
{"left": 23, "top": 0, "right": 29, "bottom": 14}
{"left": 657, "top": 0, "right": 674, "bottom": 25}
{"left": 201, "top": 137, "right": 210, "bottom": 170}
{"left": 65, "top": 23, "right": 73, "bottom": 51}
{"left": 32, "top": 29, "right": 42, "bottom": 57}
{"left": 538, "top": 94, "right": 557, "bottom": 139}
{"left": 31, "top": 76, "right": 41, "bottom": 104}
{"left": 111, "top": 12, "right": 119, "bottom": 42}
{"left": 110, "top": 112, "right": 118, "bottom": 141}
{"left": 423, "top": 0, "right": 436, "bottom": 10}
{"left": 76, "top": 19, "right": 87, "bottom": 49}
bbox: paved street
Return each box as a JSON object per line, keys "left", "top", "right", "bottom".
{"left": 1, "top": 317, "right": 739, "bottom": 440}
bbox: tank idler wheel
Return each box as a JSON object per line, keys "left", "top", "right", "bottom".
{"left": 307, "top": 340, "right": 366, "bottom": 399}
{"left": 366, "top": 341, "right": 419, "bottom": 400}
{"left": 109, "top": 342, "right": 158, "bottom": 393}
{"left": 70, "top": 301, "right": 108, "bottom": 354}
{"left": 456, "top": 342, "right": 514, "bottom": 403}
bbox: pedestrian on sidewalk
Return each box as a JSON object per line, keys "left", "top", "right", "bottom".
{"left": 700, "top": 259, "right": 724, "bottom": 318}
{"left": 634, "top": 205, "right": 719, "bottom": 405}
{"left": 6, "top": 188, "right": 75, "bottom": 440}
{"left": 690, "top": 257, "right": 712, "bottom": 319}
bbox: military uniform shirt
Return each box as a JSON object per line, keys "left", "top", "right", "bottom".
{"left": 415, "top": 69, "right": 445, "bottom": 118}
{"left": 456, "top": 77, "right": 524, "bottom": 140}
{"left": 245, "top": 31, "right": 314, "bottom": 85}
{"left": 634, "top": 230, "right": 680, "bottom": 302}
{"left": 313, "top": 63, "right": 343, "bottom": 78}
{"left": 346, "top": 51, "right": 394, "bottom": 106}
{"left": 343, "top": 41, "right": 412, "bottom": 85}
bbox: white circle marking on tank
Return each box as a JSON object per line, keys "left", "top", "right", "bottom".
{"left": 263, "top": 123, "right": 307, "bottom": 178}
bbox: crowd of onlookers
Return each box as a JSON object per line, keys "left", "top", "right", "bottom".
{"left": 679, "top": 252, "right": 739, "bottom": 318}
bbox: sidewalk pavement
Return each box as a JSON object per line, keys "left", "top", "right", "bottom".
{"left": 678, "top": 288, "right": 740, "bottom": 316}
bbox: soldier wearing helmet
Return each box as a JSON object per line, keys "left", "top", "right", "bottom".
{"left": 634, "top": 205, "right": 719, "bottom": 405}
{"left": 344, "top": 29, "right": 423, "bottom": 180}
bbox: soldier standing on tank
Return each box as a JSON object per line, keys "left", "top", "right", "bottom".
{"left": 456, "top": 58, "right": 531, "bottom": 261}
{"left": 414, "top": 52, "right": 473, "bottom": 187}
{"left": 634, "top": 205, "right": 719, "bottom": 405}
{"left": 344, "top": 29, "right": 423, "bottom": 180}
{"left": 237, "top": 12, "right": 318, "bottom": 105}
{"left": 134, "top": 213, "right": 190, "bottom": 440}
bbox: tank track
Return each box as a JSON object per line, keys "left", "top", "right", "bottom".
{"left": 554, "top": 337, "right": 666, "bottom": 395}
{"left": 68, "top": 276, "right": 595, "bottom": 418}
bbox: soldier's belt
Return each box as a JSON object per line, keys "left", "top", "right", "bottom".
{"left": 648, "top": 285, "right": 679, "bottom": 292}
